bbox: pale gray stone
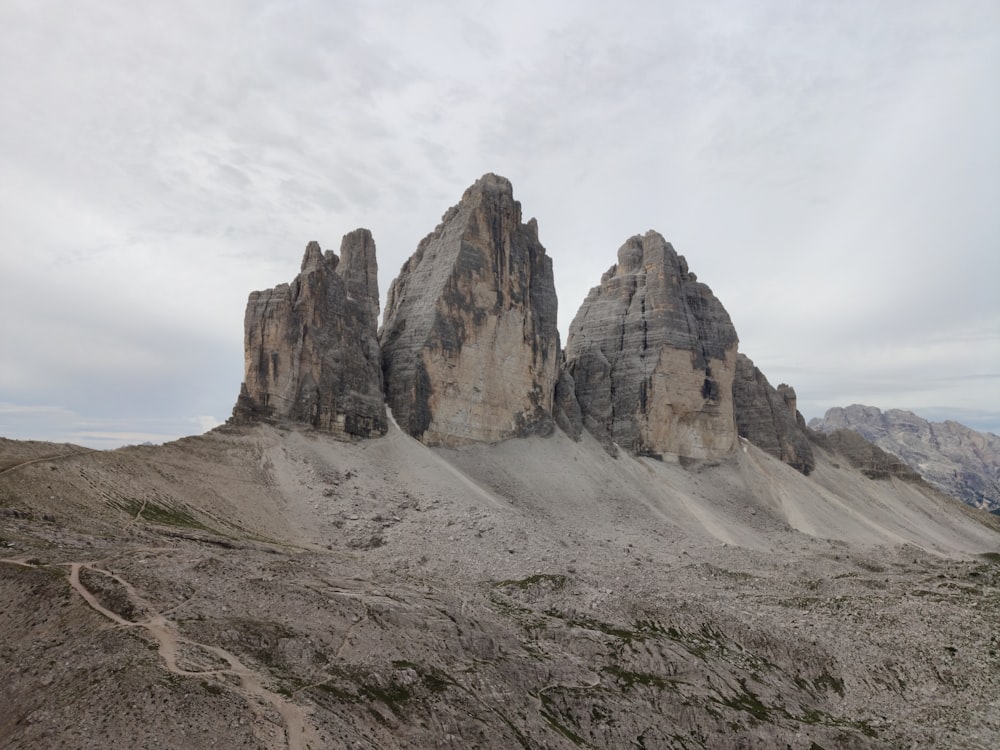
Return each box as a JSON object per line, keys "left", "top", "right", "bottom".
{"left": 231, "top": 232, "right": 386, "bottom": 438}
{"left": 379, "top": 173, "right": 560, "bottom": 446}
{"left": 564, "top": 231, "right": 739, "bottom": 459}
{"left": 811, "top": 405, "right": 1000, "bottom": 509}
{"left": 733, "top": 353, "right": 815, "bottom": 474}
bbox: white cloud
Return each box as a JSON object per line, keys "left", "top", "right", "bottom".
{"left": 1, "top": 0, "right": 998, "bottom": 447}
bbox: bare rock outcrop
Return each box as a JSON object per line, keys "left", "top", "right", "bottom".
{"left": 379, "top": 174, "right": 560, "bottom": 445}
{"left": 811, "top": 405, "right": 1000, "bottom": 510}
{"left": 732, "top": 353, "right": 815, "bottom": 474}
{"left": 553, "top": 366, "right": 584, "bottom": 441}
{"left": 231, "top": 231, "right": 386, "bottom": 438}
{"left": 811, "top": 428, "right": 922, "bottom": 481}
{"left": 564, "top": 231, "right": 739, "bottom": 459}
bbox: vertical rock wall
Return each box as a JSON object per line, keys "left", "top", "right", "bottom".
{"left": 564, "top": 231, "right": 739, "bottom": 459}
{"left": 732, "top": 353, "right": 815, "bottom": 474}
{"left": 379, "top": 174, "right": 560, "bottom": 446}
{"left": 231, "top": 231, "right": 386, "bottom": 438}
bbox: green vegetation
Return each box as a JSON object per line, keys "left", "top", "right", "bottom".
{"left": 794, "top": 706, "right": 877, "bottom": 738}
{"left": 563, "top": 614, "right": 645, "bottom": 642}
{"left": 714, "top": 678, "right": 771, "bottom": 723}
{"left": 493, "top": 573, "right": 567, "bottom": 590}
{"left": 812, "top": 670, "right": 845, "bottom": 697}
{"left": 600, "top": 664, "right": 672, "bottom": 690}
{"left": 854, "top": 560, "right": 887, "bottom": 573}
{"left": 538, "top": 692, "right": 587, "bottom": 746}
{"left": 359, "top": 681, "right": 412, "bottom": 712}
{"left": 391, "top": 660, "right": 454, "bottom": 693}
{"left": 110, "top": 496, "right": 220, "bottom": 534}
{"left": 310, "top": 660, "right": 456, "bottom": 718}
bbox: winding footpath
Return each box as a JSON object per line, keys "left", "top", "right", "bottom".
{"left": 3, "top": 556, "right": 315, "bottom": 749}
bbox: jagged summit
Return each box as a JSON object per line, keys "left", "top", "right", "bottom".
{"left": 379, "top": 173, "right": 559, "bottom": 446}
{"left": 228, "top": 174, "right": 820, "bottom": 475}
{"left": 811, "top": 405, "right": 1000, "bottom": 511}
{"left": 564, "top": 230, "right": 740, "bottom": 460}
{"left": 231, "top": 231, "right": 386, "bottom": 438}
{"left": 733, "top": 353, "right": 815, "bottom": 474}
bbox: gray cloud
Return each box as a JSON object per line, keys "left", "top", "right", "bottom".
{"left": 1, "top": 0, "right": 997, "bottom": 446}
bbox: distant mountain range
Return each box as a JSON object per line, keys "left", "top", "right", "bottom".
{"left": 810, "top": 405, "right": 1000, "bottom": 513}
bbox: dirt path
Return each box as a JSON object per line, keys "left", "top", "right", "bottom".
{"left": 0, "top": 448, "right": 94, "bottom": 475}
{"left": 58, "top": 560, "right": 316, "bottom": 750}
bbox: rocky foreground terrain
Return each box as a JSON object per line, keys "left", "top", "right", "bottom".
{"left": 3, "top": 174, "right": 1000, "bottom": 749}
{"left": 2, "top": 426, "right": 1000, "bottom": 750}
{"left": 811, "top": 406, "right": 1000, "bottom": 514}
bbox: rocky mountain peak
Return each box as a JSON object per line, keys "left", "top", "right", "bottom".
{"left": 564, "top": 230, "right": 739, "bottom": 459}
{"left": 811, "top": 405, "right": 1000, "bottom": 510}
{"left": 226, "top": 176, "right": 907, "bottom": 482}
{"left": 231, "top": 231, "right": 386, "bottom": 438}
{"left": 379, "top": 173, "right": 560, "bottom": 446}
{"left": 463, "top": 171, "right": 515, "bottom": 199}
{"left": 732, "top": 354, "right": 815, "bottom": 474}
{"left": 299, "top": 239, "right": 333, "bottom": 273}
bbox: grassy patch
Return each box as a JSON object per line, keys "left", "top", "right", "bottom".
{"left": 714, "top": 678, "right": 771, "bottom": 723}
{"left": 854, "top": 560, "right": 887, "bottom": 573}
{"left": 493, "top": 573, "right": 568, "bottom": 590}
{"left": 310, "top": 661, "right": 456, "bottom": 717}
{"left": 313, "top": 681, "right": 360, "bottom": 704}
{"left": 600, "top": 664, "right": 672, "bottom": 690}
{"left": 542, "top": 612, "right": 667, "bottom": 645}
{"left": 110, "top": 497, "right": 218, "bottom": 534}
{"left": 360, "top": 681, "right": 412, "bottom": 712}
{"left": 795, "top": 706, "right": 877, "bottom": 738}
{"left": 538, "top": 692, "right": 587, "bottom": 747}
{"left": 813, "top": 670, "right": 845, "bottom": 697}
{"left": 391, "top": 660, "right": 454, "bottom": 693}
{"left": 564, "top": 614, "right": 643, "bottom": 641}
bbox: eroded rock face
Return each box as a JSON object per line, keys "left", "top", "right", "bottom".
{"left": 811, "top": 428, "right": 922, "bottom": 481}
{"left": 732, "top": 353, "right": 815, "bottom": 474}
{"left": 811, "top": 405, "right": 1000, "bottom": 510}
{"left": 553, "top": 366, "right": 584, "bottom": 441}
{"left": 564, "top": 231, "right": 739, "bottom": 459}
{"left": 231, "top": 232, "right": 386, "bottom": 438}
{"left": 379, "top": 173, "right": 560, "bottom": 445}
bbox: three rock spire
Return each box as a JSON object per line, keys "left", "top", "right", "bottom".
{"left": 232, "top": 173, "right": 811, "bottom": 471}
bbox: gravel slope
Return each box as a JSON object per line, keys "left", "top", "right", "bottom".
{"left": 2, "top": 423, "right": 999, "bottom": 749}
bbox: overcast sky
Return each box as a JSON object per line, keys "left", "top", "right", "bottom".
{"left": 2, "top": 0, "right": 998, "bottom": 448}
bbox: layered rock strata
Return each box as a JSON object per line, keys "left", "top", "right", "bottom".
{"left": 379, "top": 174, "right": 560, "bottom": 445}
{"left": 811, "top": 428, "right": 922, "bottom": 481}
{"left": 811, "top": 405, "right": 1000, "bottom": 510}
{"left": 231, "top": 232, "right": 386, "bottom": 438}
{"left": 732, "top": 354, "right": 815, "bottom": 474}
{"left": 564, "top": 231, "right": 739, "bottom": 459}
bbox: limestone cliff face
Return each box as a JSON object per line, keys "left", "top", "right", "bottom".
{"left": 379, "top": 174, "right": 560, "bottom": 446}
{"left": 810, "top": 428, "right": 922, "bottom": 482}
{"left": 232, "top": 231, "right": 386, "bottom": 438}
{"left": 564, "top": 231, "right": 739, "bottom": 459}
{"left": 811, "top": 405, "right": 1000, "bottom": 510}
{"left": 732, "top": 353, "right": 815, "bottom": 474}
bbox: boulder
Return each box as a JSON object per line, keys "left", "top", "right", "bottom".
{"left": 379, "top": 174, "right": 560, "bottom": 445}
{"left": 564, "top": 231, "right": 739, "bottom": 460}
{"left": 231, "top": 232, "right": 386, "bottom": 438}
